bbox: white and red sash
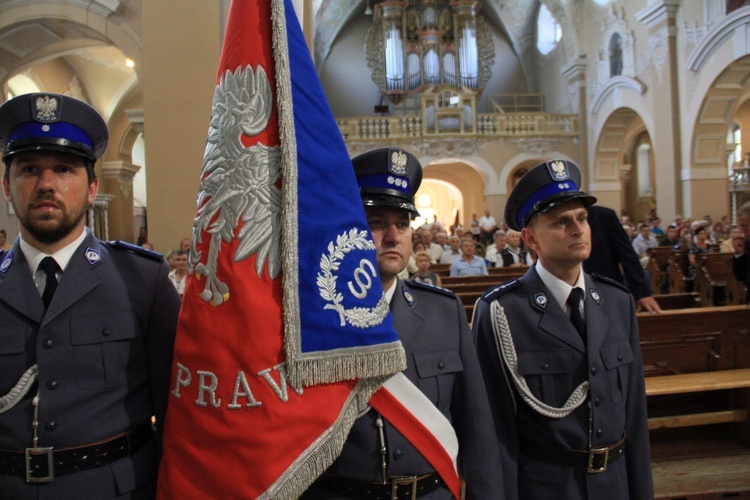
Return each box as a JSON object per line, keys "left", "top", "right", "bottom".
{"left": 369, "top": 372, "right": 462, "bottom": 499}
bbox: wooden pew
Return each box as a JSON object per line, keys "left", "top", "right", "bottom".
{"left": 646, "top": 247, "right": 672, "bottom": 295}
{"left": 429, "top": 263, "right": 451, "bottom": 277}
{"left": 667, "top": 250, "right": 693, "bottom": 294}
{"left": 645, "top": 369, "right": 750, "bottom": 431}
{"left": 725, "top": 258, "right": 749, "bottom": 306}
{"left": 637, "top": 305, "right": 750, "bottom": 376}
{"left": 694, "top": 253, "right": 731, "bottom": 307}
{"left": 652, "top": 293, "right": 700, "bottom": 310}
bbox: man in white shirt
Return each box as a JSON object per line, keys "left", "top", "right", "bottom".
{"left": 484, "top": 230, "right": 506, "bottom": 267}
{"left": 478, "top": 209, "right": 498, "bottom": 246}
{"left": 169, "top": 249, "right": 188, "bottom": 297}
{"left": 440, "top": 234, "right": 462, "bottom": 264}
{"left": 632, "top": 223, "right": 658, "bottom": 268}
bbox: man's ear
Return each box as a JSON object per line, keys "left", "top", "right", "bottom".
{"left": 521, "top": 227, "right": 538, "bottom": 253}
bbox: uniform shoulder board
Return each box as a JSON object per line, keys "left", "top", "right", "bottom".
{"left": 406, "top": 279, "right": 456, "bottom": 299}
{"left": 482, "top": 279, "right": 521, "bottom": 303}
{"left": 106, "top": 240, "right": 164, "bottom": 261}
{"left": 590, "top": 273, "right": 630, "bottom": 292}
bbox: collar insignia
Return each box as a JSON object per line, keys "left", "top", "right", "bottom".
{"left": 0, "top": 252, "right": 13, "bottom": 273}
{"left": 389, "top": 150, "right": 408, "bottom": 176}
{"left": 546, "top": 160, "right": 570, "bottom": 181}
{"left": 33, "top": 95, "right": 61, "bottom": 123}
{"left": 534, "top": 292, "right": 547, "bottom": 308}
{"left": 590, "top": 288, "right": 601, "bottom": 305}
{"left": 402, "top": 287, "right": 415, "bottom": 306}
{"left": 85, "top": 247, "right": 102, "bottom": 265}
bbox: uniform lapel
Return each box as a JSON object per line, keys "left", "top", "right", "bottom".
{"left": 522, "top": 268, "right": 586, "bottom": 353}
{"left": 0, "top": 242, "right": 45, "bottom": 322}
{"left": 389, "top": 279, "right": 424, "bottom": 348}
{"left": 42, "top": 234, "right": 103, "bottom": 325}
{"left": 582, "top": 277, "right": 608, "bottom": 355}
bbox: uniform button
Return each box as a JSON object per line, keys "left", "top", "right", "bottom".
{"left": 102, "top": 328, "right": 111, "bottom": 337}
{"left": 437, "top": 361, "right": 445, "bottom": 370}
{"left": 45, "top": 420, "right": 57, "bottom": 432}
{"left": 46, "top": 380, "right": 59, "bottom": 390}
{"left": 594, "top": 397, "right": 601, "bottom": 406}
{"left": 392, "top": 448, "right": 403, "bottom": 460}
{"left": 596, "top": 428, "right": 603, "bottom": 437}
{"left": 42, "top": 338, "right": 55, "bottom": 349}
{"left": 541, "top": 363, "right": 549, "bottom": 371}
{"left": 617, "top": 355, "right": 623, "bottom": 362}
{"left": 591, "top": 366, "right": 598, "bottom": 375}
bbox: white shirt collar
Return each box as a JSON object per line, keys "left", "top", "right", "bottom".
{"left": 384, "top": 278, "right": 397, "bottom": 305}
{"left": 534, "top": 260, "right": 586, "bottom": 316}
{"left": 20, "top": 227, "right": 88, "bottom": 276}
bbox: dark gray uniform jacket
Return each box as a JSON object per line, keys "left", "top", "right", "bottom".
{"left": 732, "top": 240, "right": 750, "bottom": 301}
{"left": 472, "top": 266, "right": 653, "bottom": 500}
{"left": 304, "top": 278, "right": 503, "bottom": 499}
{"left": 0, "top": 233, "right": 180, "bottom": 499}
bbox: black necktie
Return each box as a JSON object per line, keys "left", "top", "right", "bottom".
{"left": 566, "top": 288, "right": 585, "bottom": 339}
{"left": 39, "top": 257, "right": 60, "bottom": 309}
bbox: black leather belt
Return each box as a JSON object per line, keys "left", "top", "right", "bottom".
{"left": 0, "top": 420, "right": 154, "bottom": 483}
{"left": 316, "top": 472, "right": 445, "bottom": 499}
{"left": 520, "top": 434, "right": 626, "bottom": 474}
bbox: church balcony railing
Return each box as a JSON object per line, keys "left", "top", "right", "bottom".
{"left": 336, "top": 112, "right": 578, "bottom": 142}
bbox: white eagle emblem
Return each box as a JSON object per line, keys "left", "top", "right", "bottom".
{"left": 190, "top": 65, "right": 282, "bottom": 306}
{"left": 34, "top": 95, "right": 59, "bottom": 122}
{"left": 389, "top": 151, "right": 408, "bottom": 175}
{"left": 548, "top": 160, "right": 569, "bottom": 181}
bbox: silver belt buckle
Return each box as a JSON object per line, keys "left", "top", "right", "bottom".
{"left": 587, "top": 446, "right": 609, "bottom": 474}
{"left": 390, "top": 475, "right": 418, "bottom": 500}
{"left": 25, "top": 447, "right": 55, "bottom": 483}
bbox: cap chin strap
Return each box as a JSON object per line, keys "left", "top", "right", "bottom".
{"left": 490, "top": 301, "right": 588, "bottom": 418}
{"left": 0, "top": 365, "right": 38, "bottom": 414}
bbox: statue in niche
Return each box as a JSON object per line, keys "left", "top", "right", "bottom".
{"left": 609, "top": 33, "right": 623, "bottom": 77}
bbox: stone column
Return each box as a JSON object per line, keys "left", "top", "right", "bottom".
{"left": 561, "top": 56, "right": 589, "bottom": 183}
{"left": 636, "top": 0, "right": 681, "bottom": 219}
{"left": 101, "top": 161, "right": 141, "bottom": 242}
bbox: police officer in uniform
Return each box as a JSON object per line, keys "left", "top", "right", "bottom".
{"left": 303, "top": 148, "right": 502, "bottom": 499}
{"left": 0, "top": 93, "right": 181, "bottom": 498}
{"left": 472, "top": 160, "right": 653, "bottom": 499}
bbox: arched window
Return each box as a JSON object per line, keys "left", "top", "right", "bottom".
{"left": 727, "top": 123, "right": 741, "bottom": 174}
{"left": 637, "top": 143, "right": 653, "bottom": 198}
{"left": 537, "top": 3, "right": 561, "bottom": 55}
{"left": 7, "top": 74, "right": 40, "bottom": 98}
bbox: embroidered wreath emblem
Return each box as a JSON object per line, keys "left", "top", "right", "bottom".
{"left": 317, "top": 228, "right": 389, "bottom": 328}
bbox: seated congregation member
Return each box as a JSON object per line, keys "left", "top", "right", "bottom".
{"left": 720, "top": 225, "right": 741, "bottom": 254}
{"left": 631, "top": 222, "right": 658, "bottom": 268}
{"left": 472, "top": 160, "right": 653, "bottom": 500}
{"left": 0, "top": 92, "right": 180, "bottom": 497}
{"left": 484, "top": 230, "right": 506, "bottom": 267}
{"left": 500, "top": 229, "right": 533, "bottom": 267}
{"left": 660, "top": 224, "right": 680, "bottom": 247}
{"left": 169, "top": 249, "right": 188, "bottom": 297}
{"left": 439, "top": 234, "right": 462, "bottom": 264}
{"left": 410, "top": 251, "right": 441, "bottom": 286}
{"left": 449, "top": 237, "right": 488, "bottom": 277}
{"left": 688, "top": 223, "right": 712, "bottom": 277}
{"left": 303, "top": 147, "right": 503, "bottom": 499}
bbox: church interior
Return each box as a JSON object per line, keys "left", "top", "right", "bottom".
{"left": 1, "top": 0, "right": 750, "bottom": 497}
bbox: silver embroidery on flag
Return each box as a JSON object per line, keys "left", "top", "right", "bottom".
{"left": 190, "top": 65, "right": 282, "bottom": 306}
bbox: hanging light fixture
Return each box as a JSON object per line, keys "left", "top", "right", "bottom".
{"left": 365, "top": 0, "right": 373, "bottom": 15}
